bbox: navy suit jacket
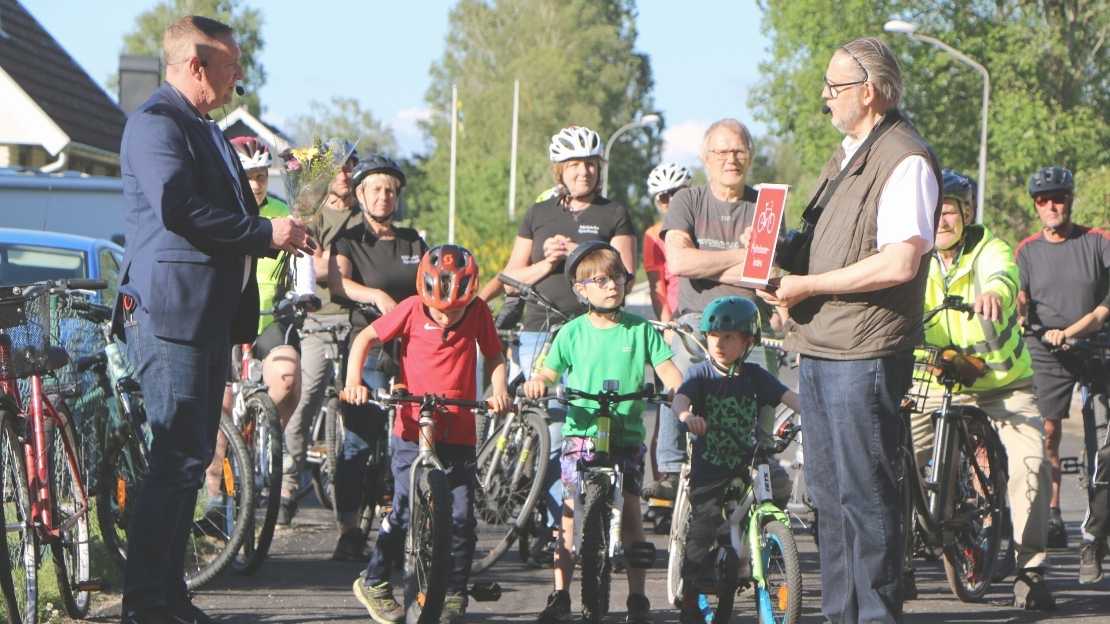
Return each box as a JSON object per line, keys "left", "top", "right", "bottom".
{"left": 113, "top": 83, "right": 274, "bottom": 344}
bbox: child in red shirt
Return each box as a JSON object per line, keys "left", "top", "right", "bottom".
{"left": 342, "top": 245, "right": 510, "bottom": 624}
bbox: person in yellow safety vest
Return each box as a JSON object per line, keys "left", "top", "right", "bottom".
{"left": 909, "top": 169, "right": 1054, "bottom": 610}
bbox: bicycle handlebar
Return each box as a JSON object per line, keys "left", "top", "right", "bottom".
{"left": 549, "top": 383, "right": 671, "bottom": 407}
{"left": 922, "top": 295, "right": 975, "bottom": 325}
{"left": 8, "top": 278, "right": 109, "bottom": 300}
{"left": 372, "top": 387, "right": 489, "bottom": 412}
{"left": 1027, "top": 324, "right": 1110, "bottom": 353}
{"left": 69, "top": 299, "right": 114, "bottom": 323}
{"left": 498, "top": 273, "right": 570, "bottom": 322}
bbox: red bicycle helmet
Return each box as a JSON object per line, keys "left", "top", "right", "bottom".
{"left": 417, "top": 245, "right": 479, "bottom": 311}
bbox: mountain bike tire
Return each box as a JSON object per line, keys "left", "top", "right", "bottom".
{"left": 233, "top": 392, "right": 282, "bottom": 575}
{"left": 404, "top": 466, "right": 452, "bottom": 624}
{"left": 755, "top": 519, "right": 802, "bottom": 624}
{"left": 313, "top": 396, "right": 341, "bottom": 510}
{"left": 578, "top": 472, "right": 613, "bottom": 624}
{"left": 1, "top": 411, "right": 38, "bottom": 624}
{"left": 666, "top": 471, "right": 691, "bottom": 607}
{"left": 95, "top": 409, "right": 149, "bottom": 571}
{"left": 941, "top": 409, "right": 1006, "bottom": 602}
{"left": 472, "top": 408, "right": 550, "bottom": 574}
{"left": 185, "top": 416, "right": 254, "bottom": 590}
{"left": 46, "top": 404, "right": 91, "bottom": 618}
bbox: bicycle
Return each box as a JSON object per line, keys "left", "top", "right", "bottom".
{"left": 64, "top": 299, "right": 255, "bottom": 589}
{"left": 468, "top": 273, "right": 564, "bottom": 573}
{"left": 292, "top": 317, "right": 350, "bottom": 511}
{"left": 899, "top": 295, "right": 1010, "bottom": 602}
{"left": 1028, "top": 327, "right": 1109, "bottom": 545}
{"left": 666, "top": 410, "right": 803, "bottom": 624}
{"left": 542, "top": 381, "right": 667, "bottom": 624}
{"left": 0, "top": 278, "right": 106, "bottom": 624}
{"left": 370, "top": 388, "right": 494, "bottom": 624}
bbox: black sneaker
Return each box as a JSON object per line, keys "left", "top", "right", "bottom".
{"left": 901, "top": 567, "right": 918, "bottom": 601}
{"left": 527, "top": 536, "right": 557, "bottom": 568}
{"left": 331, "top": 529, "right": 368, "bottom": 561}
{"left": 440, "top": 592, "right": 466, "bottom": 624}
{"left": 643, "top": 473, "right": 678, "bottom": 501}
{"left": 1079, "top": 539, "right": 1106, "bottom": 585}
{"left": 276, "top": 497, "right": 297, "bottom": 526}
{"left": 536, "top": 589, "right": 570, "bottom": 624}
{"left": 624, "top": 593, "right": 650, "bottom": 624}
{"left": 1013, "top": 568, "right": 1055, "bottom": 610}
{"left": 1046, "top": 507, "right": 1067, "bottom": 549}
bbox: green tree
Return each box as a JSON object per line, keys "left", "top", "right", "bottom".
{"left": 750, "top": 0, "right": 1109, "bottom": 244}
{"left": 408, "top": 0, "right": 659, "bottom": 281}
{"left": 116, "top": 0, "right": 266, "bottom": 116}
{"left": 287, "top": 96, "right": 398, "bottom": 153}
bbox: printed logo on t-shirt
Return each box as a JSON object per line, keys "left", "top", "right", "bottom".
{"left": 401, "top": 255, "right": 421, "bottom": 264}
{"left": 578, "top": 224, "right": 600, "bottom": 236}
{"left": 423, "top": 322, "right": 440, "bottom": 331}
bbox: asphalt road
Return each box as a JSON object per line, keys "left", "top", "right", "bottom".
{"left": 84, "top": 408, "right": 1109, "bottom": 624}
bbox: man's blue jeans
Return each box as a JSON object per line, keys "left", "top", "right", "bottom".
{"left": 800, "top": 353, "right": 913, "bottom": 624}
{"left": 122, "top": 319, "right": 229, "bottom": 611}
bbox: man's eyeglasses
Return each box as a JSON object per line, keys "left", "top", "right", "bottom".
{"left": 578, "top": 274, "right": 628, "bottom": 288}
{"left": 824, "top": 47, "right": 870, "bottom": 98}
{"left": 1033, "top": 192, "right": 1071, "bottom": 206}
{"left": 708, "top": 149, "right": 748, "bottom": 162}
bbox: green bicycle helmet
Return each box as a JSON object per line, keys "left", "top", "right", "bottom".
{"left": 700, "top": 296, "right": 761, "bottom": 345}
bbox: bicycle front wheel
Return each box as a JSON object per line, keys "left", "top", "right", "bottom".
{"left": 472, "top": 408, "right": 550, "bottom": 573}
{"left": 578, "top": 472, "right": 613, "bottom": 624}
{"left": 95, "top": 410, "right": 149, "bottom": 571}
{"left": 186, "top": 415, "right": 254, "bottom": 589}
{"left": 233, "top": 392, "right": 282, "bottom": 575}
{"left": 47, "top": 405, "right": 91, "bottom": 618}
{"left": 666, "top": 471, "right": 691, "bottom": 607}
{"left": 755, "top": 519, "right": 802, "bottom": 624}
{"left": 941, "top": 410, "right": 1006, "bottom": 602}
{"left": 1, "top": 412, "right": 38, "bottom": 624}
{"left": 404, "top": 466, "right": 452, "bottom": 624}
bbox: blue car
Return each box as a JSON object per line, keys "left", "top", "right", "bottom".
{"left": 0, "top": 227, "right": 124, "bottom": 303}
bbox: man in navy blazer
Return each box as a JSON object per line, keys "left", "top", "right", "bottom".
{"left": 113, "top": 16, "right": 313, "bottom": 624}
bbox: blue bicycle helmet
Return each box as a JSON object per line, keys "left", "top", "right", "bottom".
{"left": 700, "top": 296, "right": 761, "bottom": 345}
{"left": 941, "top": 169, "right": 976, "bottom": 223}
{"left": 1028, "top": 166, "right": 1074, "bottom": 198}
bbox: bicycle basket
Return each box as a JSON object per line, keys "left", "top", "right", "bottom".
{"left": 0, "top": 286, "right": 52, "bottom": 373}
{"left": 903, "top": 346, "right": 938, "bottom": 413}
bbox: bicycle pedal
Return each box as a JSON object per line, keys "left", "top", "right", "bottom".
{"left": 469, "top": 582, "right": 502, "bottom": 602}
{"left": 76, "top": 579, "right": 106, "bottom": 592}
{"left": 626, "top": 540, "right": 657, "bottom": 568}
{"left": 1059, "top": 456, "right": 1082, "bottom": 475}
{"left": 647, "top": 497, "right": 674, "bottom": 508}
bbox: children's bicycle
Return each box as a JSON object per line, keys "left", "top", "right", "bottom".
{"left": 666, "top": 411, "right": 803, "bottom": 624}
{"left": 370, "top": 388, "right": 492, "bottom": 624}
{"left": 0, "top": 278, "right": 106, "bottom": 624}
{"left": 544, "top": 381, "right": 667, "bottom": 624}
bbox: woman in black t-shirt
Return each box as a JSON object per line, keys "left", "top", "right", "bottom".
{"left": 477, "top": 125, "right": 636, "bottom": 569}
{"left": 328, "top": 155, "right": 427, "bottom": 559}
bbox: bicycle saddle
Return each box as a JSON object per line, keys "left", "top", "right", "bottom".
{"left": 929, "top": 347, "right": 988, "bottom": 387}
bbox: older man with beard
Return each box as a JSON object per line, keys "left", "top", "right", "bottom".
{"left": 758, "top": 38, "right": 940, "bottom": 623}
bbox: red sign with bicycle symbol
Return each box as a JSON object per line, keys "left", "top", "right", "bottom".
{"left": 740, "top": 183, "right": 789, "bottom": 288}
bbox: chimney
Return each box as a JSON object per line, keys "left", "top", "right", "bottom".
{"left": 118, "top": 55, "right": 161, "bottom": 115}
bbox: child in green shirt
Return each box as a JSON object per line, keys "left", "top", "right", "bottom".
{"left": 523, "top": 241, "right": 683, "bottom": 624}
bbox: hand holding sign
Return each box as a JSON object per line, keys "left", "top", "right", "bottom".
{"left": 739, "top": 184, "right": 789, "bottom": 289}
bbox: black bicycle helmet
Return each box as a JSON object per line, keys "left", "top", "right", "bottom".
{"left": 352, "top": 154, "right": 407, "bottom": 189}
{"left": 1027, "top": 166, "right": 1074, "bottom": 198}
{"left": 941, "top": 169, "right": 976, "bottom": 223}
{"left": 564, "top": 240, "right": 619, "bottom": 286}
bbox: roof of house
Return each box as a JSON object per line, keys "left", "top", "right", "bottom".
{"left": 0, "top": 0, "right": 126, "bottom": 155}
{"left": 219, "top": 106, "right": 294, "bottom": 153}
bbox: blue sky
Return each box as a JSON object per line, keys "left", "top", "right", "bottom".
{"left": 22, "top": 1, "right": 771, "bottom": 166}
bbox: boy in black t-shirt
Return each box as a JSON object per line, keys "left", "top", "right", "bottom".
{"left": 671, "top": 296, "right": 800, "bottom": 623}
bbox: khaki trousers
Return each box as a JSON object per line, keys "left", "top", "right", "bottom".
{"left": 910, "top": 381, "right": 1051, "bottom": 570}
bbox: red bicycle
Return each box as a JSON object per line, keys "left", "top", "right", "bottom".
{"left": 0, "top": 278, "right": 106, "bottom": 624}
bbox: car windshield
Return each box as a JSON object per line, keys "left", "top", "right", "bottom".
{"left": 0, "top": 243, "right": 87, "bottom": 286}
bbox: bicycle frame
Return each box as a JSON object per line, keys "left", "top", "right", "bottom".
{"left": 0, "top": 372, "right": 88, "bottom": 541}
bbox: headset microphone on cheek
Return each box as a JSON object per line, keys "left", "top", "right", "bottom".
{"left": 822, "top": 104, "right": 831, "bottom": 115}
{"left": 235, "top": 84, "right": 245, "bottom": 96}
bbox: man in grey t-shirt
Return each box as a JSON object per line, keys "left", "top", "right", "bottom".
{"left": 646, "top": 118, "right": 764, "bottom": 498}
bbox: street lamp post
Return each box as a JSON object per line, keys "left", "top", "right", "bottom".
{"left": 601, "top": 113, "right": 662, "bottom": 197}
{"left": 885, "top": 19, "right": 990, "bottom": 225}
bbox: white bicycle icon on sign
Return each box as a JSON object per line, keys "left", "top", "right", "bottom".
{"left": 756, "top": 202, "right": 777, "bottom": 234}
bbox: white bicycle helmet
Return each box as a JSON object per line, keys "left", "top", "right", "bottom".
{"left": 230, "top": 136, "right": 272, "bottom": 170}
{"left": 548, "top": 126, "right": 604, "bottom": 163}
{"left": 647, "top": 162, "right": 692, "bottom": 197}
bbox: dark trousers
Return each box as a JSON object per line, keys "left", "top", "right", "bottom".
{"left": 800, "top": 353, "right": 912, "bottom": 624}
{"left": 364, "top": 436, "right": 477, "bottom": 594}
{"left": 122, "top": 320, "right": 229, "bottom": 611}
{"left": 681, "top": 476, "right": 742, "bottom": 582}
{"left": 334, "top": 401, "right": 389, "bottom": 514}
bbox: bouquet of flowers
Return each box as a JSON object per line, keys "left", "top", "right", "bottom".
{"left": 268, "top": 138, "right": 358, "bottom": 296}
{"left": 278, "top": 138, "right": 359, "bottom": 220}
